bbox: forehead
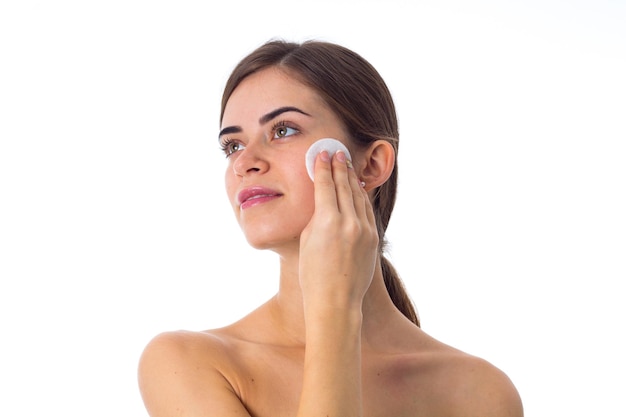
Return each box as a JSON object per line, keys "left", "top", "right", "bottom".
{"left": 222, "top": 67, "right": 327, "bottom": 126}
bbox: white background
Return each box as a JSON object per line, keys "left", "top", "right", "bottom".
{"left": 1, "top": 0, "right": 624, "bottom": 415}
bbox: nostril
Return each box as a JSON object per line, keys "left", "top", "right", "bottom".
{"left": 232, "top": 147, "right": 269, "bottom": 177}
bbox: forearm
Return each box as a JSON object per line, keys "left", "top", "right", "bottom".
{"left": 297, "top": 306, "right": 363, "bottom": 417}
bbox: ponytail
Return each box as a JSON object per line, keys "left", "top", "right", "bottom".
{"left": 381, "top": 255, "right": 420, "bottom": 327}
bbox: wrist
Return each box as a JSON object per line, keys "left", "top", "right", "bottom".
{"left": 303, "top": 295, "right": 363, "bottom": 316}
{"left": 303, "top": 302, "right": 363, "bottom": 335}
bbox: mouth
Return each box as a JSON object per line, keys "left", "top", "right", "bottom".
{"left": 237, "top": 186, "right": 283, "bottom": 210}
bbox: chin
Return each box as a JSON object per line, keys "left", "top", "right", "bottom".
{"left": 238, "top": 211, "right": 311, "bottom": 252}
{"left": 244, "top": 233, "right": 300, "bottom": 252}
{"left": 240, "top": 224, "right": 302, "bottom": 251}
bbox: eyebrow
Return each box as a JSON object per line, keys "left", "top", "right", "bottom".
{"left": 218, "top": 106, "right": 311, "bottom": 139}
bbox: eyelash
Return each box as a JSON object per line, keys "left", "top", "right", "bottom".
{"left": 219, "top": 138, "right": 241, "bottom": 158}
{"left": 271, "top": 120, "right": 300, "bottom": 139}
{"left": 219, "top": 120, "right": 300, "bottom": 158}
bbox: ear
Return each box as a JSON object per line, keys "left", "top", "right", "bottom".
{"left": 357, "top": 140, "right": 395, "bottom": 191}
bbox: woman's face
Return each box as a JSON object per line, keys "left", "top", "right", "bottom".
{"left": 220, "top": 67, "right": 351, "bottom": 251}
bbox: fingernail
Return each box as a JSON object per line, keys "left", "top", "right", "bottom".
{"left": 336, "top": 151, "right": 346, "bottom": 162}
{"left": 320, "top": 150, "right": 330, "bottom": 162}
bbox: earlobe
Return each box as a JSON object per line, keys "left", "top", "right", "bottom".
{"left": 359, "top": 140, "right": 395, "bottom": 191}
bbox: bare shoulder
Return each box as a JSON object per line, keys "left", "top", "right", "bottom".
{"left": 436, "top": 351, "right": 523, "bottom": 417}
{"left": 406, "top": 330, "right": 523, "bottom": 417}
{"left": 138, "top": 329, "right": 251, "bottom": 417}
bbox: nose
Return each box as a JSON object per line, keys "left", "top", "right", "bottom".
{"left": 232, "top": 142, "right": 270, "bottom": 178}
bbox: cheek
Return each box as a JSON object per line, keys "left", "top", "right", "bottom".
{"left": 281, "top": 155, "right": 315, "bottom": 211}
{"left": 292, "top": 165, "right": 315, "bottom": 201}
{"left": 224, "top": 169, "right": 238, "bottom": 209}
{"left": 297, "top": 177, "right": 316, "bottom": 220}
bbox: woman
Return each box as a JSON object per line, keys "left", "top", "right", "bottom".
{"left": 138, "top": 39, "right": 523, "bottom": 417}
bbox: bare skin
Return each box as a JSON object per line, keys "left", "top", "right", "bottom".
{"left": 138, "top": 68, "right": 523, "bottom": 417}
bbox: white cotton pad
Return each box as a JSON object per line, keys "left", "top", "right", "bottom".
{"left": 305, "top": 138, "right": 352, "bottom": 181}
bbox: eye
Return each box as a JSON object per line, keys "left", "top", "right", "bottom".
{"left": 272, "top": 122, "right": 299, "bottom": 139}
{"left": 220, "top": 139, "right": 245, "bottom": 157}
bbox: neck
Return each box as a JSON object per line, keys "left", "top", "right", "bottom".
{"left": 267, "top": 249, "right": 407, "bottom": 349}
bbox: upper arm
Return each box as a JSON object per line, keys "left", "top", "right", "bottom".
{"left": 450, "top": 356, "right": 524, "bottom": 417}
{"left": 138, "top": 331, "right": 252, "bottom": 417}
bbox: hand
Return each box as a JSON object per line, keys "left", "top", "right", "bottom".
{"left": 298, "top": 150, "right": 379, "bottom": 312}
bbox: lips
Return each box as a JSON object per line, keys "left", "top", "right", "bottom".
{"left": 237, "top": 186, "right": 283, "bottom": 210}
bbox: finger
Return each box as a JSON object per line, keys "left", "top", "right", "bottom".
{"left": 332, "top": 151, "right": 357, "bottom": 216}
{"left": 345, "top": 156, "right": 369, "bottom": 220}
{"left": 362, "top": 184, "right": 376, "bottom": 227}
{"left": 313, "top": 150, "right": 339, "bottom": 213}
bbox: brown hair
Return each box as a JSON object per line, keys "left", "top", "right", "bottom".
{"left": 220, "top": 39, "right": 420, "bottom": 327}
